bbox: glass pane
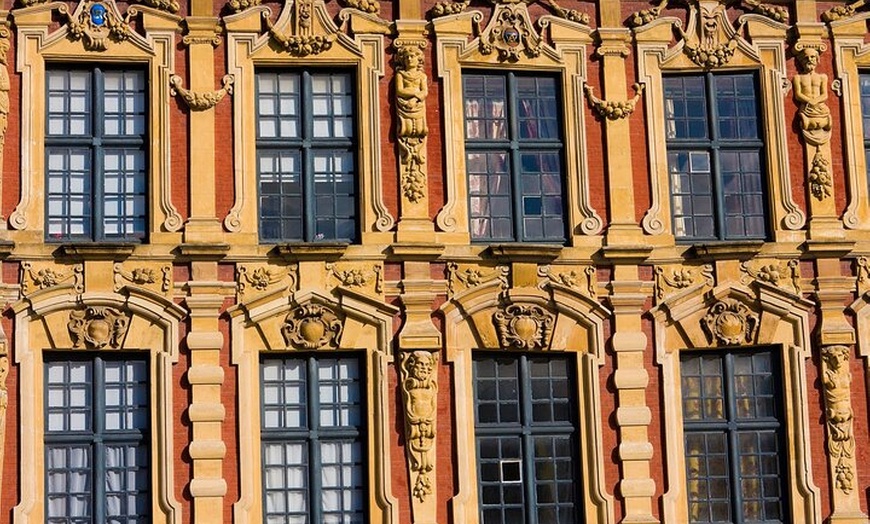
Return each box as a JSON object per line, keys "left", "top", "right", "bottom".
{"left": 464, "top": 75, "right": 507, "bottom": 140}
{"left": 664, "top": 76, "right": 708, "bottom": 139}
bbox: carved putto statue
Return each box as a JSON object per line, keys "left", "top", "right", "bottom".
{"left": 792, "top": 47, "right": 831, "bottom": 147}
{"left": 395, "top": 45, "right": 429, "bottom": 203}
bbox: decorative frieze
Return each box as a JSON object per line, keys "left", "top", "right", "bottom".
{"left": 446, "top": 262, "right": 508, "bottom": 299}
{"left": 114, "top": 263, "right": 172, "bottom": 294}
{"left": 61, "top": 0, "right": 133, "bottom": 51}
{"left": 740, "top": 259, "right": 801, "bottom": 294}
{"left": 538, "top": 265, "right": 597, "bottom": 298}
{"left": 702, "top": 299, "right": 758, "bottom": 346}
{"left": 68, "top": 307, "right": 130, "bottom": 349}
{"left": 493, "top": 304, "right": 554, "bottom": 350}
{"left": 395, "top": 44, "right": 429, "bottom": 204}
{"left": 399, "top": 350, "right": 439, "bottom": 503}
{"left": 282, "top": 304, "right": 343, "bottom": 349}
{"left": 583, "top": 82, "right": 645, "bottom": 121}
{"left": 21, "top": 262, "right": 84, "bottom": 295}
{"left": 237, "top": 264, "right": 296, "bottom": 299}
{"left": 820, "top": 345, "right": 856, "bottom": 494}
{"left": 326, "top": 262, "right": 383, "bottom": 295}
{"left": 654, "top": 264, "right": 714, "bottom": 300}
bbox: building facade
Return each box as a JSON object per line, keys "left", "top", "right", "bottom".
{"left": 0, "top": 0, "right": 867, "bottom": 523}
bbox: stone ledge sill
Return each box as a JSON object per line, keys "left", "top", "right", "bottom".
{"left": 57, "top": 243, "right": 136, "bottom": 260}
{"left": 688, "top": 240, "right": 765, "bottom": 260}
{"left": 485, "top": 243, "right": 563, "bottom": 263}
{"left": 273, "top": 242, "right": 349, "bottom": 262}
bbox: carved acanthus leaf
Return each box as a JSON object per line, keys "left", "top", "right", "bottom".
{"left": 170, "top": 75, "right": 234, "bottom": 111}
{"left": 583, "top": 83, "right": 645, "bottom": 121}
{"left": 447, "top": 262, "right": 508, "bottom": 298}
{"left": 493, "top": 304, "right": 554, "bottom": 350}
{"left": 702, "top": 299, "right": 758, "bottom": 346}
{"left": 399, "top": 350, "right": 439, "bottom": 502}
{"left": 21, "top": 262, "right": 84, "bottom": 296}
{"left": 113, "top": 263, "right": 172, "bottom": 294}
{"left": 654, "top": 264, "right": 714, "bottom": 300}
{"left": 740, "top": 259, "right": 800, "bottom": 294}
{"left": 68, "top": 307, "right": 130, "bottom": 349}
{"left": 282, "top": 304, "right": 343, "bottom": 349}
{"left": 820, "top": 345, "right": 856, "bottom": 494}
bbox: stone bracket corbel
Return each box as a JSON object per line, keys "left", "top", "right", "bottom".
{"left": 169, "top": 74, "right": 234, "bottom": 111}
{"left": 583, "top": 82, "right": 645, "bottom": 121}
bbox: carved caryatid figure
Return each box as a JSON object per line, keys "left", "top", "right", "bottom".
{"left": 395, "top": 45, "right": 429, "bottom": 203}
{"left": 792, "top": 47, "right": 831, "bottom": 146}
{"left": 400, "top": 350, "right": 438, "bottom": 501}
{"left": 820, "top": 345, "right": 856, "bottom": 493}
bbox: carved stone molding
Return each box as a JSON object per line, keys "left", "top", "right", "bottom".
{"left": 61, "top": 0, "right": 134, "bottom": 51}
{"left": 138, "top": 0, "right": 179, "bottom": 13}
{"left": 394, "top": 44, "right": 429, "bottom": 204}
{"left": 399, "top": 350, "right": 438, "bottom": 502}
{"left": 493, "top": 304, "right": 554, "bottom": 350}
{"left": 857, "top": 257, "right": 870, "bottom": 295}
{"left": 237, "top": 264, "right": 296, "bottom": 299}
{"left": 701, "top": 298, "right": 758, "bottom": 346}
{"left": 21, "top": 262, "right": 84, "bottom": 295}
{"left": 113, "top": 263, "right": 172, "bottom": 294}
{"left": 68, "top": 307, "right": 130, "bottom": 349}
{"left": 227, "top": 0, "right": 260, "bottom": 13}
{"left": 538, "top": 265, "right": 596, "bottom": 298}
{"left": 0, "top": 24, "right": 9, "bottom": 168}
{"left": 544, "top": 0, "right": 589, "bottom": 25}
{"left": 446, "top": 262, "right": 508, "bottom": 299}
{"left": 822, "top": 0, "right": 868, "bottom": 23}
{"left": 654, "top": 264, "right": 714, "bottom": 300}
{"left": 170, "top": 74, "right": 234, "bottom": 111}
{"left": 740, "top": 259, "right": 801, "bottom": 294}
{"left": 282, "top": 304, "right": 343, "bottom": 349}
{"left": 427, "top": 0, "right": 468, "bottom": 18}
{"left": 627, "top": 0, "right": 668, "bottom": 28}
{"left": 338, "top": 0, "right": 379, "bottom": 14}
{"left": 326, "top": 262, "right": 383, "bottom": 294}
{"left": 474, "top": 1, "right": 542, "bottom": 61}
{"left": 583, "top": 82, "right": 645, "bottom": 121}
{"left": 820, "top": 345, "right": 856, "bottom": 494}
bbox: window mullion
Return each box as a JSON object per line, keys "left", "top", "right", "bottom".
{"left": 705, "top": 76, "right": 726, "bottom": 242}
{"left": 308, "top": 356, "right": 323, "bottom": 524}
{"left": 93, "top": 71, "right": 106, "bottom": 241}
{"left": 723, "top": 354, "right": 745, "bottom": 524}
{"left": 519, "top": 355, "right": 538, "bottom": 524}
{"left": 507, "top": 73, "right": 523, "bottom": 242}
{"left": 94, "top": 357, "right": 106, "bottom": 524}
{"left": 302, "top": 72, "right": 316, "bottom": 242}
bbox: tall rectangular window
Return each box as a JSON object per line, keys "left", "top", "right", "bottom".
{"left": 859, "top": 73, "right": 870, "bottom": 194}
{"left": 256, "top": 71, "right": 357, "bottom": 243}
{"left": 681, "top": 349, "right": 788, "bottom": 524}
{"left": 664, "top": 73, "right": 766, "bottom": 241}
{"left": 473, "top": 353, "right": 579, "bottom": 524}
{"left": 44, "top": 355, "right": 150, "bottom": 523}
{"left": 46, "top": 68, "right": 147, "bottom": 242}
{"left": 261, "top": 355, "right": 365, "bottom": 523}
{"left": 463, "top": 73, "right": 566, "bottom": 243}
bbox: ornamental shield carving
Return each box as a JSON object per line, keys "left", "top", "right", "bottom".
{"left": 282, "top": 304, "right": 343, "bottom": 349}
{"left": 701, "top": 299, "right": 758, "bottom": 346}
{"left": 493, "top": 304, "right": 554, "bottom": 350}
{"left": 68, "top": 307, "right": 129, "bottom": 349}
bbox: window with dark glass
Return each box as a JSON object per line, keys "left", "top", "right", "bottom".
{"left": 664, "top": 73, "right": 766, "bottom": 241}
{"left": 473, "top": 353, "right": 579, "bottom": 524}
{"left": 256, "top": 71, "right": 357, "bottom": 243}
{"left": 859, "top": 74, "right": 870, "bottom": 194}
{"left": 261, "top": 355, "right": 365, "bottom": 523}
{"left": 681, "top": 348, "right": 788, "bottom": 524}
{"left": 463, "top": 73, "right": 566, "bottom": 243}
{"left": 44, "top": 354, "right": 150, "bottom": 523}
{"left": 46, "top": 68, "right": 147, "bottom": 242}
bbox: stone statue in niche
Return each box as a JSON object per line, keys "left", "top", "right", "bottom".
{"left": 793, "top": 47, "right": 832, "bottom": 146}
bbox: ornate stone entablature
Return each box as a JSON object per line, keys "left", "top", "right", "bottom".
{"left": 282, "top": 304, "right": 343, "bottom": 349}
{"left": 493, "top": 303, "right": 554, "bottom": 350}
{"left": 702, "top": 298, "right": 759, "bottom": 346}
{"left": 68, "top": 306, "right": 130, "bottom": 349}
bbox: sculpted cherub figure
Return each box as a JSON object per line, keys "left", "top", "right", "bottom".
{"left": 792, "top": 47, "right": 831, "bottom": 144}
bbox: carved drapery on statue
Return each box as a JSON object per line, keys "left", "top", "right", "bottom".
{"left": 820, "top": 345, "right": 856, "bottom": 494}
{"left": 399, "top": 350, "right": 438, "bottom": 502}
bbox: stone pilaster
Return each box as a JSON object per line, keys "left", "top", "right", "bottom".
{"left": 608, "top": 264, "right": 658, "bottom": 524}
{"left": 396, "top": 254, "right": 442, "bottom": 524}
{"left": 184, "top": 259, "right": 230, "bottom": 524}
